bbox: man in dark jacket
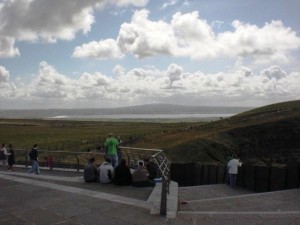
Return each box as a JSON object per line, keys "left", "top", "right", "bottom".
{"left": 113, "top": 159, "right": 132, "bottom": 186}
{"left": 27, "top": 144, "right": 40, "bottom": 174}
{"left": 84, "top": 157, "right": 98, "bottom": 182}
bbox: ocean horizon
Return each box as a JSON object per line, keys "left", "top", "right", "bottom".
{"left": 0, "top": 104, "right": 251, "bottom": 121}
{"left": 47, "top": 113, "right": 235, "bottom": 120}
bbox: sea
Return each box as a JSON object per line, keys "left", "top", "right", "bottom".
{"left": 0, "top": 105, "right": 251, "bottom": 122}
{"left": 49, "top": 113, "right": 235, "bottom": 120}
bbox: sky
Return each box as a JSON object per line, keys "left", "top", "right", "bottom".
{"left": 0, "top": 0, "right": 300, "bottom": 109}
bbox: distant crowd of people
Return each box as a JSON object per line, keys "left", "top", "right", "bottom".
{"left": 84, "top": 133, "right": 159, "bottom": 187}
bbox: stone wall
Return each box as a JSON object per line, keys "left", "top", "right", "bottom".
{"left": 171, "top": 163, "right": 300, "bottom": 192}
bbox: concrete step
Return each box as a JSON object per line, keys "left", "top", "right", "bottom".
{"left": 147, "top": 181, "right": 178, "bottom": 219}
{"left": 178, "top": 184, "right": 300, "bottom": 214}
{"left": 179, "top": 184, "right": 253, "bottom": 202}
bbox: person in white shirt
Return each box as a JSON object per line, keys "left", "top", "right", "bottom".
{"left": 98, "top": 157, "right": 114, "bottom": 184}
{"left": 0, "top": 143, "right": 11, "bottom": 166}
{"left": 227, "top": 154, "right": 242, "bottom": 188}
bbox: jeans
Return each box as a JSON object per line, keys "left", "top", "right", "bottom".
{"left": 229, "top": 173, "right": 237, "bottom": 188}
{"left": 27, "top": 160, "right": 40, "bottom": 174}
{"left": 108, "top": 154, "right": 118, "bottom": 168}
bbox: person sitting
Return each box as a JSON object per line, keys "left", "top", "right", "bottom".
{"left": 113, "top": 159, "right": 132, "bottom": 186}
{"left": 132, "top": 160, "right": 155, "bottom": 187}
{"left": 83, "top": 157, "right": 98, "bottom": 183}
{"left": 98, "top": 157, "right": 114, "bottom": 184}
{"left": 144, "top": 158, "right": 158, "bottom": 180}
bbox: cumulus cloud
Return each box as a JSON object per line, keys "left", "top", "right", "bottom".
{"left": 167, "top": 64, "right": 183, "bottom": 87}
{"left": 260, "top": 65, "right": 287, "bottom": 80}
{"left": 113, "top": 64, "right": 127, "bottom": 76}
{"left": 72, "top": 39, "right": 124, "bottom": 59}
{"left": 0, "top": 65, "right": 16, "bottom": 97}
{"left": 0, "top": 37, "right": 20, "bottom": 58}
{"left": 75, "top": 10, "right": 300, "bottom": 65}
{"left": 1, "top": 61, "right": 300, "bottom": 108}
{"left": 0, "top": 0, "right": 148, "bottom": 57}
{"left": 0, "top": 65, "right": 10, "bottom": 83}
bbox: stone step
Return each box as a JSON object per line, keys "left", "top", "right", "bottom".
{"left": 147, "top": 181, "right": 178, "bottom": 218}
{"left": 179, "top": 185, "right": 300, "bottom": 213}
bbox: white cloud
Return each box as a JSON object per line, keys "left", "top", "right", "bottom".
{"left": 160, "top": 0, "right": 178, "bottom": 10}
{"left": 167, "top": 63, "right": 183, "bottom": 87}
{"left": 0, "top": 36, "right": 20, "bottom": 58}
{"left": 72, "top": 39, "right": 124, "bottom": 59}
{"left": 1, "top": 61, "right": 300, "bottom": 108}
{"left": 117, "top": 9, "right": 177, "bottom": 58}
{"left": 0, "top": 65, "right": 16, "bottom": 98}
{"left": 111, "top": 0, "right": 148, "bottom": 7}
{"left": 0, "top": 0, "right": 148, "bottom": 57}
{"left": 77, "top": 10, "right": 300, "bottom": 64}
{"left": 0, "top": 65, "right": 10, "bottom": 83}
{"left": 260, "top": 65, "right": 287, "bottom": 80}
{"left": 113, "top": 64, "right": 127, "bottom": 76}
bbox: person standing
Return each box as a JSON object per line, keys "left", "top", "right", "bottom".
{"left": 104, "top": 133, "right": 119, "bottom": 168}
{"left": 0, "top": 143, "right": 10, "bottom": 167}
{"left": 227, "top": 154, "right": 242, "bottom": 188}
{"left": 7, "top": 144, "right": 15, "bottom": 171}
{"left": 27, "top": 144, "right": 40, "bottom": 174}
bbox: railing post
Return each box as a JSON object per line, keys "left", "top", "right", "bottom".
{"left": 25, "top": 151, "right": 28, "bottom": 168}
{"left": 76, "top": 154, "right": 80, "bottom": 172}
{"left": 160, "top": 175, "right": 167, "bottom": 215}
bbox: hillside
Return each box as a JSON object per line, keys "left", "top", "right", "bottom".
{"left": 132, "top": 100, "right": 300, "bottom": 165}
{"left": 0, "top": 100, "right": 299, "bottom": 166}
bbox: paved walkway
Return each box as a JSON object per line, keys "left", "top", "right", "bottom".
{"left": 1, "top": 166, "right": 300, "bottom": 225}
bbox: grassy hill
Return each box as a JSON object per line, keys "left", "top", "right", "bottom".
{"left": 132, "top": 100, "right": 300, "bottom": 165}
{"left": 0, "top": 100, "right": 299, "bottom": 166}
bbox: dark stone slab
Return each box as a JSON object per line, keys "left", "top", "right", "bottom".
{"left": 269, "top": 167, "right": 286, "bottom": 191}
{"left": 201, "top": 165, "right": 210, "bottom": 185}
{"left": 244, "top": 165, "right": 255, "bottom": 191}
{"left": 193, "top": 163, "right": 202, "bottom": 185}
{"left": 208, "top": 165, "right": 217, "bottom": 184}
{"left": 216, "top": 165, "right": 226, "bottom": 184}
{"left": 171, "top": 163, "right": 186, "bottom": 186}
{"left": 255, "top": 166, "right": 270, "bottom": 192}
{"left": 185, "top": 163, "right": 196, "bottom": 186}
{"left": 286, "top": 164, "right": 299, "bottom": 189}
{"left": 237, "top": 166, "right": 245, "bottom": 187}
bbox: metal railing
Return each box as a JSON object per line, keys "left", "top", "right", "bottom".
{"left": 120, "top": 146, "right": 171, "bottom": 215}
{"left": 13, "top": 146, "right": 171, "bottom": 216}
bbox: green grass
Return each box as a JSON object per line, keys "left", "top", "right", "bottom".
{"left": 1, "top": 100, "right": 299, "bottom": 166}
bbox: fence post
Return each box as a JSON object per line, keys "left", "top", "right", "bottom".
{"left": 76, "top": 154, "right": 80, "bottom": 172}
{"left": 160, "top": 175, "right": 167, "bottom": 215}
{"left": 25, "top": 151, "right": 28, "bottom": 168}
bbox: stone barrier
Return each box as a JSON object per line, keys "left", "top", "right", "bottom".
{"left": 255, "top": 166, "right": 270, "bottom": 192}
{"left": 170, "top": 163, "right": 300, "bottom": 193}
{"left": 270, "top": 167, "right": 286, "bottom": 191}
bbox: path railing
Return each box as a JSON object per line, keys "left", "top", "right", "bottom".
{"left": 14, "top": 147, "right": 171, "bottom": 216}
{"left": 120, "top": 146, "right": 171, "bottom": 215}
